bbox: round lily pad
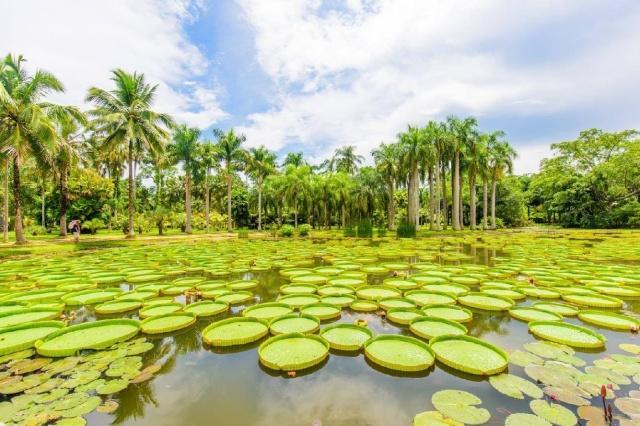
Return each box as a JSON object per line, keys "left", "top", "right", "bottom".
{"left": 509, "top": 307, "right": 563, "bottom": 322}
{"left": 183, "top": 301, "right": 229, "bottom": 317}
{"left": 422, "top": 304, "right": 473, "bottom": 323}
{"left": 0, "top": 308, "right": 61, "bottom": 328}
{"left": 532, "top": 302, "right": 579, "bottom": 316}
{"left": 378, "top": 297, "right": 417, "bottom": 310}
{"left": 290, "top": 274, "right": 329, "bottom": 285}
{"left": 96, "top": 379, "right": 129, "bottom": 395}
{"left": 364, "top": 335, "right": 435, "bottom": 372}
{"left": 614, "top": 397, "right": 640, "bottom": 418}
{"left": 409, "top": 316, "right": 467, "bottom": 340}
{"left": 529, "top": 399, "right": 577, "bottom": 426}
{"left": 242, "top": 302, "right": 293, "bottom": 320}
{"left": 320, "top": 294, "right": 356, "bottom": 307}
{"left": 0, "top": 321, "right": 64, "bottom": 356}
{"left": 300, "top": 303, "right": 341, "bottom": 320}
{"left": 95, "top": 300, "right": 142, "bottom": 315}
{"left": 577, "top": 310, "right": 640, "bottom": 330}
{"left": 279, "top": 283, "right": 318, "bottom": 295}
{"left": 269, "top": 314, "right": 320, "bottom": 335}
{"left": 317, "top": 284, "right": 355, "bottom": 296}
{"left": 386, "top": 308, "right": 423, "bottom": 325}
{"left": 277, "top": 294, "right": 321, "bottom": 309}
{"left": 215, "top": 291, "right": 254, "bottom": 305}
{"left": 202, "top": 317, "right": 269, "bottom": 346}
{"left": 528, "top": 321, "right": 606, "bottom": 348}
{"left": 227, "top": 280, "right": 258, "bottom": 291}
{"left": 319, "top": 324, "right": 372, "bottom": 351}
{"left": 350, "top": 300, "right": 378, "bottom": 312}
{"left": 36, "top": 319, "right": 140, "bottom": 357}
{"left": 140, "top": 312, "right": 196, "bottom": 334}
{"left": 138, "top": 302, "right": 183, "bottom": 319}
{"left": 429, "top": 335, "right": 508, "bottom": 375}
{"left": 561, "top": 293, "right": 623, "bottom": 308}
{"left": 61, "top": 288, "right": 123, "bottom": 306}
{"left": 356, "top": 285, "right": 401, "bottom": 301}
{"left": 404, "top": 290, "right": 456, "bottom": 307}
{"left": 258, "top": 333, "right": 329, "bottom": 371}
{"left": 489, "top": 373, "right": 543, "bottom": 399}
{"left": 431, "top": 389, "right": 491, "bottom": 425}
{"left": 458, "top": 292, "right": 515, "bottom": 311}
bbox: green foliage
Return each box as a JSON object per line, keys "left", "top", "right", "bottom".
{"left": 396, "top": 219, "right": 416, "bottom": 238}
{"left": 343, "top": 225, "right": 356, "bottom": 238}
{"left": 83, "top": 218, "right": 105, "bottom": 235}
{"left": 238, "top": 227, "right": 249, "bottom": 239}
{"left": 298, "top": 224, "right": 311, "bottom": 237}
{"left": 279, "top": 224, "right": 294, "bottom": 237}
{"left": 356, "top": 220, "right": 373, "bottom": 238}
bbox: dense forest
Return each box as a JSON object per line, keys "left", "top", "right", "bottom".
{"left": 1, "top": 54, "right": 639, "bottom": 243}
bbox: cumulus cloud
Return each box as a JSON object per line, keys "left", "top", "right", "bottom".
{"left": 237, "top": 0, "right": 640, "bottom": 171}
{"left": 0, "top": 0, "right": 226, "bottom": 128}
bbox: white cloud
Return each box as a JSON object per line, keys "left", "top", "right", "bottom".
{"left": 237, "top": 0, "right": 640, "bottom": 172}
{"left": 513, "top": 143, "right": 553, "bottom": 175}
{"left": 0, "top": 0, "right": 226, "bottom": 128}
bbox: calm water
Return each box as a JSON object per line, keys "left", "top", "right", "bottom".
{"left": 62, "top": 239, "right": 640, "bottom": 426}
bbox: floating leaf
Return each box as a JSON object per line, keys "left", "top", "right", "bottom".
{"left": 619, "top": 343, "right": 640, "bottom": 355}
{"left": 96, "top": 379, "right": 129, "bottom": 395}
{"left": 364, "top": 335, "right": 434, "bottom": 372}
{"left": 542, "top": 385, "right": 590, "bottom": 406}
{"left": 505, "top": 413, "right": 552, "bottom": 426}
{"left": 489, "top": 373, "right": 543, "bottom": 399}
{"left": 319, "top": 324, "right": 372, "bottom": 351}
{"left": 413, "top": 410, "right": 462, "bottom": 426}
{"left": 96, "top": 399, "right": 119, "bottom": 414}
{"left": 529, "top": 399, "right": 577, "bottom": 426}
{"left": 431, "top": 390, "right": 490, "bottom": 425}
{"left": 430, "top": 335, "right": 508, "bottom": 375}
{"left": 258, "top": 333, "right": 329, "bottom": 371}
{"left": 528, "top": 321, "right": 606, "bottom": 348}
{"left": 510, "top": 350, "right": 544, "bottom": 367}
{"left": 577, "top": 406, "right": 606, "bottom": 426}
{"left": 615, "top": 398, "right": 640, "bottom": 418}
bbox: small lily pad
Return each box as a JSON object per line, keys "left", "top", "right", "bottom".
{"left": 529, "top": 399, "right": 577, "bottom": 426}
{"left": 489, "top": 373, "right": 543, "bottom": 399}
{"left": 431, "top": 389, "right": 490, "bottom": 425}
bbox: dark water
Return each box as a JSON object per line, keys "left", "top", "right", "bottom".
{"left": 73, "top": 241, "right": 640, "bottom": 426}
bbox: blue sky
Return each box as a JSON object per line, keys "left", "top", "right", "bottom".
{"left": 2, "top": 0, "right": 640, "bottom": 173}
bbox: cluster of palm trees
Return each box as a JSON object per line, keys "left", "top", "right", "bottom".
{"left": 1, "top": 54, "right": 518, "bottom": 243}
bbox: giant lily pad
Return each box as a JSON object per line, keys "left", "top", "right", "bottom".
{"left": 409, "top": 317, "right": 467, "bottom": 340}
{"left": 404, "top": 290, "right": 456, "bottom": 307}
{"left": 138, "top": 302, "right": 183, "bottom": 319}
{"left": 0, "top": 321, "right": 64, "bottom": 356}
{"left": 528, "top": 321, "right": 606, "bottom": 348}
{"left": 0, "top": 308, "right": 61, "bottom": 328}
{"left": 277, "top": 294, "right": 321, "bottom": 309}
{"left": 202, "top": 317, "right": 269, "bottom": 346}
{"left": 386, "top": 308, "right": 423, "bottom": 325}
{"left": 95, "top": 300, "right": 142, "bottom": 315}
{"left": 532, "top": 302, "right": 579, "bottom": 316}
{"left": 429, "top": 335, "right": 508, "bottom": 375}
{"left": 356, "top": 286, "right": 401, "bottom": 301}
{"left": 509, "top": 307, "right": 563, "bottom": 322}
{"left": 431, "top": 390, "right": 490, "bottom": 425}
{"left": 140, "top": 312, "right": 196, "bottom": 334}
{"left": 422, "top": 304, "right": 473, "bottom": 323}
{"left": 319, "top": 324, "right": 372, "bottom": 351}
{"left": 349, "top": 300, "right": 378, "bottom": 312}
{"left": 561, "top": 293, "right": 623, "bottom": 308}
{"left": 258, "top": 333, "right": 329, "bottom": 371}
{"left": 243, "top": 302, "right": 293, "bottom": 320}
{"left": 36, "top": 319, "right": 140, "bottom": 357}
{"left": 577, "top": 310, "right": 640, "bottom": 330}
{"left": 489, "top": 373, "right": 543, "bottom": 399}
{"left": 269, "top": 313, "right": 320, "bottom": 335}
{"left": 61, "top": 288, "right": 123, "bottom": 306}
{"left": 529, "top": 400, "right": 577, "bottom": 426}
{"left": 457, "top": 292, "right": 514, "bottom": 311}
{"left": 364, "top": 335, "right": 435, "bottom": 372}
{"left": 183, "top": 300, "right": 229, "bottom": 317}
{"left": 300, "top": 303, "right": 341, "bottom": 320}
{"left": 215, "top": 291, "right": 254, "bottom": 305}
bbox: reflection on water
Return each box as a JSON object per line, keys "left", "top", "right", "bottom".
{"left": 81, "top": 236, "right": 640, "bottom": 426}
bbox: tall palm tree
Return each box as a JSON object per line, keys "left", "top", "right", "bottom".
{"left": 87, "top": 69, "right": 173, "bottom": 238}
{"left": 215, "top": 129, "right": 246, "bottom": 231}
{"left": 372, "top": 143, "right": 400, "bottom": 230}
{"left": 331, "top": 172, "right": 353, "bottom": 228}
{"left": 330, "top": 145, "right": 364, "bottom": 174}
{"left": 196, "top": 139, "right": 218, "bottom": 232}
{"left": 169, "top": 125, "right": 200, "bottom": 234}
{"left": 399, "top": 126, "right": 428, "bottom": 229}
{"left": 282, "top": 152, "right": 306, "bottom": 168}
{"left": 282, "top": 164, "right": 311, "bottom": 227}
{"left": 0, "top": 54, "right": 71, "bottom": 243}
{"left": 462, "top": 125, "right": 482, "bottom": 229}
{"left": 246, "top": 145, "right": 276, "bottom": 230}
{"left": 447, "top": 116, "right": 478, "bottom": 230}
{"left": 1, "top": 152, "right": 8, "bottom": 243}
{"left": 476, "top": 133, "right": 492, "bottom": 230}
{"left": 420, "top": 122, "right": 440, "bottom": 230}
{"left": 488, "top": 135, "right": 516, "bottom": 229}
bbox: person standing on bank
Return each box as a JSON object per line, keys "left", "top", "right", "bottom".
{"left": 69, "top": 219, "right": 81, "bottom": 243}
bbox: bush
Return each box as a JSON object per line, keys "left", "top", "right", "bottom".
{"left": 396, "top": 220, "right": 416, "bottom": 238}
{"left": 356, "top": 220, "right": 373, "bottom": 238}
{"left": 280, "top": 224, "right": 294, "bottom": 237}
{"left": 238, "top": 228, "right": 249, "bottom": 239}
{"left": 298, "top": 224, "right": 311, "bottom": 237}
{"left": 343, "top": 225, "right": 356, "bottom": 237}
{"left": 83, "top": 218, "right": 105, "bottom": 235}
{"left": 377, "top": 224, "right": 387, "bottom": 238}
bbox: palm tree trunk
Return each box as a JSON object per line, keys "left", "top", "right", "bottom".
{"left": 469, "top": 172, "right": 476, "bottom": 230}
{"left": 452, "top": 154, "right": 460, "bottom": 230}
{"left": 428, "top": 168, "right": 435, "bottom": 230}
{"left": 257, "top": 179, "right": 263, "bottom": 231}
{"left": 127, "top": 140, "right": 135, "bottom": 238}
{"left": 185, "top": 173, "right": 192, "bottom": 234}
{"left": 387, "top": 178, "right": 395, "bottom": 230}
{"left": 294, "top": 200, "right": 298, "bottom": 227}
{"left": 483, "top": 180, "right": 488, "bottom": 230}
{"left": 407, "top": 165, "right": 419, "bottom": 228}
{"left": 441, "top": 163, "right": 447, "bottom": 229}
{"left": 435, "top": 161, "right": 441, "bottom": 230}
{"left": 341, "top": 204, "right": 346, "bottom": 228}
{"left": 491, "top": 179, "right": 497, "bottom": 229}
{"left": 59, "top": 166, "right": 69, "bottom": 237}
{"left": 41, "top": 181, "right": 46, "bottom": 229}
{"left": 3, "top": 161, "right": 8, "bottom": 243}
{"left": 205, "top": 167, "right": 210, "bottom": 233}
{"left": 12, "top": 156, "right": 26, "bottom": 244}
{"left": 226, "top": 172, "right": 232, "bottom": 232}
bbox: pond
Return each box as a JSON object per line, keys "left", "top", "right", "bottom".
{"left": 1, "top": 229, "right": 640, "bottom": 425}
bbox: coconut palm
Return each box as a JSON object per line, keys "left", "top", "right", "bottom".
{"left": 0, "top": 54, "right": 76, "bottom": 243}
{"left": 1, "top": 152, "right": 8, "bottom": 242}
{"left": 86, "top": 69, "right": 173, "bottom": 238}
{"left": 462, "top": 125, "right": 483, "bottom": 229}
{"left": 476, "top": 133, "right": 492, "bottom": 230}
{"left": 282, "top": 152, "right": 306, "bottom": 168}
{"left": 215, "top": 129, "right": 246, "bottom": 231}
{"left": 329, "top": 145, "right": 364, "bottom": 174}
{"left": 420, "top": 121, "right": 440, "bottom": 230}
{"left": 169, "top": 125, "right": 200, "bottom": 234}
{"left": 246, "top": 146, "right": 277, "bottom": 230}
{"left": 399, "top": 125, "right": 428, "bottom": 229}
{"left": 488, "top": 134, "right": 517, "bottom": 229}
{"left": 282, "top": 164, "right": 311, "bottom": 227}
{"left": 447, "top": 116, "right": 478, "bottom": 230}
{"left": 196, "top": 139, "right": 218, "bottom": 232}
{"left": 372, "top": 143, "right": 400, "bottom": 230}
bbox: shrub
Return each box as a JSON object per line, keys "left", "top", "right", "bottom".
{"left": 396, "top": 220, "right": 416, "bottom": 238}
{"left": 280, "top": 224, "right": 294, "bottom": 237}
{"left": 356, "top": 220, "right": 373, "bottom": 238}
{"left": 83, "top": 218, "right": 105, "bottom": 235}
{"left": 238, "top": 228, "right": 249, "bottom": 239}
{"left": 343, "top": 225, "right": 356, "bottom": 238}
{"left": 298, "top": 224, "right": 311, "bottom": 237}
{"left": 377, "top": 223, "right": 387, "bottom": 238}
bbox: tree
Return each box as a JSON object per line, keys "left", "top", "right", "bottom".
{"left": 447, "top": 116, "right": 478, "bottom": 230}
{"left": 0, "top": 54, "right": 72, "bottom": 243}
{"left": 1, "top": 152, "right": 8, "bottom": 242}
{"left": 373, "top": 143, "right": 400, "bottom": 229}
{"left": 488, "top": 135, "right": 517, "bottom": 229}
{"left": 246, "top": 145, "right": 276, "bottom": 230}
{"left": 87, "top": 69, "right": 173, "bottom": 238}
{"left": 169, "top": 125, "right": 200, "bottom": 234}
{"left": 215, "top": 129, "right": 246, "bottom": 231}
{"left": 420, "top": 122, "right": 439, "bottom": 230}
{"left": 399, "top": 126, "right": 427, "bottom": 229}
{"left": 282, "top": 164, "right": 311, "bottom": 227}
{"left": 282, "top": 152, "right": 306, "bottom": 168}
{"left": 196, "top": 139, "right": 218, "bottom": 232}
{"left": 329, "top": 145, "right": 364, "bottom": 174}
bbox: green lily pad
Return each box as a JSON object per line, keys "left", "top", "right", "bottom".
{"left": 421, "top": 304, "right": 473, "bottom": 323}
{"left": 242, "top": 302, "right": 293, "bottom": 320}
{"left": 355, "top": 286, "right": 401, "bottom": 301}
{"left": 258, "top": 333, "right": 329, "bottom": 371}
{"left": 183, "top": 300, "right": 229, "bottom": 317}
{"left": 409, "top": 317, "right": 467, "bottom": 340}
{"left": 202, "top": 317, "right": 269, "bottom": 346}
{"left": 320, "top": 294, "right": 356, "bottom": 307}
{"left": 36, "top": 319, "right": 140, "bottom": 357}
{"left": 510, "top": 350, "right": 544, "bottom": 367}
{"left": 529, "top": 399, "right": 577, "bottom": 426}
{"left": 96, "top": 379, "right": 129, "bottom": 395}
{"left": 413, "top": 410, "right": 459, "bottom": 426}
{"left": 509, "top": 307, "right": 562, "bottom": 322}
{"left": 279, "top": 283, "right": 318, "bottom": 295}
{"left": 528, "top": 321, "right": 606, "bottom": 348}
{"left": 215, "top": 291, "right": 254, "bottom": 305}
{"left": 577, "top": 310, "right": 640, "bottom": 330}
{"left": 319, "top": 324, "right": 372, "bottom": 351}
{"left": 619, "top": 343, "right": 640, "bottom": 354}
{"left": 61, "top": 288, "right": 123, "bottom": 306}
{"left": 0, "top": 308, "right": 61, "bottom": 328}
{"left": 364, "top": 335, "right": 435, "bottom": 372}
{"left": 94, "top": 300, "right": 142, "bottom": 315}
{"left": 614, "top": 397, "right": 640, "bottom": 418}
{"left": 404, "top": 290, "right": 456, "bottom": 307}
{"left": 378, "top": 297, "right": 417, "bottom": 310}
{"left": 561, "top": 293, "right": 623, "bottom": 308}
{"left": 489, "top": 373, "right": 543, "bottom": 399}
{"left": 277, "top": 294, "right": 321, "bottom": 309}
{"left": 300, "top": 303, "right": 341, "bottom": 320}
{"left": 350, "top": 300, "right": 378, "bottom": 312}
{"left": 140, "top": 312, "right": 196, "bottom": 334}
{"left": 0, "top": 321, "right": 64, "bottom": 356}
{"left": 431, "top": 389, "right": 490, "bottom": 425}
{"left": 457, "top": 292, "right": 515, "bottom": 311}
{"left": 269, "top": 314, "right": 320, "bottom": 335}
{"left": 542, "top": 385, "right": 590, "bottom": 406}
{"left": 386, "top": 308, "right": 423, "bottom": 325}
{"left": 429, "top": 335, "right": 508, "bottom": 375}
{"left": 532, "top": 302, "right": 579, "bottom": 316}
{"left": 505, "top": 413, "right": 551, "bottom": 426}
{"left": 138, "top": 302, "right": 183, "bottom": 319}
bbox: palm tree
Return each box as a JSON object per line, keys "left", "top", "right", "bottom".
{"left": 488, "top": 135, "right": 516, "bottom": 229}
{"left": 330, "top": 145, "right": 364, "bottom": 174}
{"left": 420, "top": 122, "right": 440, "bottom": 230}
{"left": 332, "top": 172, "right": 353, "bottom": 228}
{"left": 447, "top": 116, "right": 478, "bottom": 230}
{"left": 87, "top": 69, "right": 173, "bottom": 238}
{"left": 215, "top": 129, "right": 246, "bottom": 231}
{"left": 196, "top": 139, "right": 218, "bottom": 232}
{"left": 0, "top": 54, "right": 70, "bottom": 243}
{"left": 246, "top": 145, "right": 276, "bottom": 230}
{"left": 282, "top": 152, "right": 306, "bottom": 168}
{"left": 372, "top": 143, "right": 400, "bottom": 230}
{"left": 476, "top": 133, "right": 492, "bottom": 230}
{"left": 283, "top": 164, "right": 311, "bottom": 227}
{"left": 169, "top": 125, "right": 200, "bottom": 234}
{"left": 1, "top": 152, "right": 8, "bottom": 243}
{"left": 399, "top": 126, "right": 428, "bottom": 229}
{"left": 462, "top": 126, "right": 482, "bottom": 230}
